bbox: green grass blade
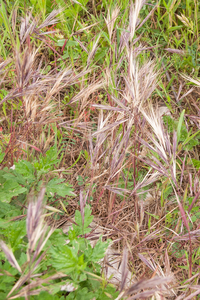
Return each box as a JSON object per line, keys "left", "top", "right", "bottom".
{"left": 177, "top": 109, "right": 185, "bottom": 143}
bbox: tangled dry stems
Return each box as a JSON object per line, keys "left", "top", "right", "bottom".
{"left": 0, "top": 0, "right": 200, "bottom": 299}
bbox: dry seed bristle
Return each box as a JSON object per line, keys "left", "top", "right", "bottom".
{"left": 0, "top": 241, "right": 22, "bottom": 273}
{"left": 1, "top": 1, "right": 199, "bottom": 298}
{"left": 104, "top": 6, "right": 120, "bottom": 40}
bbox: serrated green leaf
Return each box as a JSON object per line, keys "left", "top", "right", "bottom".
{"left": 76, "top": 287, "right": 95, "bottom": 300}
{"left": 191, "top": 158, "right": 200, "bottom": 169}
{"left": 74, "top": 205, "right": 93, "bottom": 235}
{"left": 0, "top": 179, "right": 27, "bottom": 203}
{"left": 90, "top": 237, "right": 110, "bottom": 262}
{"left": 48, "top": 244, "right": 80, "bottom": 273}
{"left": 15, "top": 160, "right": 34, "bottom": 177}
{"left": 46, "top": 178, "right": 75, "bottom": 197}
{"left": 0, "top": 202, "right": 21, "bottom": 218}
{"left": 18, "top": 252, "right": 27, "bottom": 266}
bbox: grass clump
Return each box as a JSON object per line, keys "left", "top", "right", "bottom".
{"left": 0, "top": 0, "right": 200, "bottom": 299}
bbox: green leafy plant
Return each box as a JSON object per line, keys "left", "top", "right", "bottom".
{"left": 1, "top": 0, "right": 200, "bottom": 298}
{"left": 163, "top": 115, "right": 200, "bottom": 151}
{"left": 48, "top": 205, "right": 118, "bottom": 300}
{"left": 0, "top": 146, "right": 75, "bottom": 203}
{"left": 0, "top": 190, "right": 118, "bottom": 299}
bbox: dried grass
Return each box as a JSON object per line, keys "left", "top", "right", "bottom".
{"left": 1, "top": 1, "right": 200, "bottom": 299}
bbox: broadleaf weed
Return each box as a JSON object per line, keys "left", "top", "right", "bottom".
{"left": 0, "top": 190, "right": 116, "bottom": 300}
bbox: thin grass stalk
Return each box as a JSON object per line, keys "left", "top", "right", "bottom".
{"left": 172, "top": 183, "right": 193, "bottom": 278}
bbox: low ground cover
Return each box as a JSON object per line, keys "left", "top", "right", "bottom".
{"left": 0, "top": 0, "right": 200, "bottom": 299}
